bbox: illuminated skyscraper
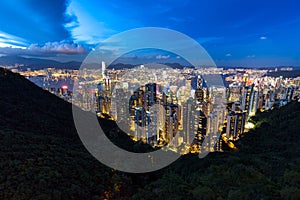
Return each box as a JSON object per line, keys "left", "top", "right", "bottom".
{"left": 195, "top": 88, "right": 204, "bottom": 103}
{"left": 241, "top": 85, "right": 254, "bottom": 114}
{"left": 205, "top": 111, "right": 219, "bottom": 152}
{"left": 133, "top": 106, "right": 150, "bottom": 140}
{"left": 229, "top": 84, "right": 242, "bottom": 102}
{"left": 182, "top": 97, "right": 195, "bottom": 145}
{"left": 248, "top": 87, "right": 260, "bottom": 117}
{"left": 145, "top": 83, "right": 157, "bottom": 109}
{"left": 192, "top": 105, "right": 207, "bottom": 151}
{"left": 105, "top": 77, "right": 111, "bottom": 92}
{"left": 226, "top": 110, "right": 246, "bottom": 140}
{"left": 164, "top": 103, "right": 179, "bottom": 144}
{"left": 101, "top": 61, "right": 106, "bottom": 80}
{"left": 286, "top": 86, "right": 294, "bottom": 102}
{"left": 185, "top": 79, "right": 192, "bottom": 99}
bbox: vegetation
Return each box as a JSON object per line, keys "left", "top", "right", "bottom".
{"left": 130, "top": 101, "right": 300, "bottom": 199}
{"left": 0, "top": 68, "right": 151, "bottom": 199}
{"left": 0, "top": 67, "right": 299, "bottom": 199}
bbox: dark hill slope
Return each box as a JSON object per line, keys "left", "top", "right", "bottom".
{"left": 130, "top": 103, "right": 300, "bottom": 199}
{"left": 1, "top": 69, "right": 110, "bottom": 200}
{"left": 0, "top": 68, "right": 143, "bottom": 199}
{"left": 0, "top": 67, "right": 76, "bottom": 137}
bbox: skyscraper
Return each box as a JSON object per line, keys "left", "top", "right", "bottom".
{"left": 101, "top": 61, "right": 106, "bottom": 80}
{"left": 226, "top": 110, "right": 246, "bottom": 140}
{"left": 248, "top": 87, "right": 260, "bottom": 117}
{"left": 241, "top": 84, "right": 254, "bottom": 115}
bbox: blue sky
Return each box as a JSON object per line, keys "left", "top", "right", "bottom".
{"left": 0, "top": 0, "right": 300, "bottom": 67}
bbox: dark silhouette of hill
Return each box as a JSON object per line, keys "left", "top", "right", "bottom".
{"left": 0, "top": 55, "right": 190, "bottom": 71}
{"left": 0, "top": 55, "right": 82, "bottom": 69}
{"left": 0, "top": 67, "right": 111, "bottom": 199}
{"left": 0, "top": 67, "right": 156, "bottom": 199}
{"left": 0, "top": 67, "right": 299, "bottom": 199}
{"left": 130, "top": 102, "right": 300, "bottom": 200}
{"left": 0, "top": 67, "right": 77, "bottom": 137}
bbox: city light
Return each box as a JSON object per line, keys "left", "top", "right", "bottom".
{"left": 245, "top": 122, "right": 255, "bottom": 129}
{"left": 61, "top": 85, "right": 68, "bottom": 90}
{"left": 11, "top": 62, "right": 300, "bottom": 155}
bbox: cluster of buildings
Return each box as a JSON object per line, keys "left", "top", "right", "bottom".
{"left": 16, "top": 68, "right": 77, "bottom": 102}
{"left": 5, "top": 63, "right": 300, "bottom": 154}
{"left": 226, "top": 72, "right": 299, "bottom": 142}
{"left": 73, "top": 63, "right": 300, "bottom": 154}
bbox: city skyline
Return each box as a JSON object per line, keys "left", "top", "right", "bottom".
{"left": 16, "top": 61, "right": 300, "bottom": 157}
{"left": 0, "top": 0, "right": 300, "bottom": 67}
{"left": 1, "top": 1, "right": 300, "bottom": 198}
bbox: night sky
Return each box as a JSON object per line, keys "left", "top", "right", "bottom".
{"left": 0, "top": 0, "right": 300, "bottom": 67}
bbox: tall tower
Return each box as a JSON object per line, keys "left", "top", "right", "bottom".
{"left": 145, "top": 83, "right": 157, "bottom": 109}
{"left": 248, "top": 88, "right": 260, "bottom": 117}
{"left": 226, "top": 110, "right": 246, "bottom": 140}
{"left": 101, "top": 61, "right": 106, "bottom": 80}
{"left": 241, "top": 84, "right": 254, "bottom": 114}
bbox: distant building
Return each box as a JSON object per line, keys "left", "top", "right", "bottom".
{"left": 101, "top": 61, "right": 106, "bottom": 80}
{"left": 226, "top": 110, "right": 246, "bottom": 141}
{"left": 241, "top": 85, "right": 254, "bottom": 115}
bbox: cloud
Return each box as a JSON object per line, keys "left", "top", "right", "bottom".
{"left": 0, "top": 31, "right": 28, "bottom": 49}
{"left": 0, "top": 0, "right": 71, "bottom": 44}
{"left": 28, "top": 41, "right": 87, "bottom": 54}
{"left": 260, "top": 36, "right": 267, "bottom": 40}
{"left": 0, "top": 41, "right": 88, "bottom": 57}
{"left": 156, "top": 55, "right": 170, "bottom": 59}
{"left": 225, "top": 53, "right": 232, "bottom": 57}
{"left": 247, "top": 54, "right": 256, "bottom": 58}
{"left": 64, "top": 0, "right": 115, "bottom": 44}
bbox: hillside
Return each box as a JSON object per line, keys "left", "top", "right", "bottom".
{"left": 0, "top": 67, "right": 77, "bottom": 137}
{"left": 0, "top": 56, "right": 81, "bottom": 70}
{"left": 130, "top": 102, "right": 300, "bottom": 200}
{"left": 0, "top": 67, "right": 299, "bottom": 199}
{"left": 0, "top": 67, "right": 154, "bottom": 199}
{"left": 0, "top": 55, "right": 190, "bottom": 70}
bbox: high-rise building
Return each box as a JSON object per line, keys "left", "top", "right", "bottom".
{"left": 195, "top": 88, "right": 204, "bottom": 102}
{"left": 229, "top": 84, "right": 242, "bottom": 102}
{"left": 133, "top": 106, "right": 150, "bottom": 140}
{"left": 226, "top": 110, "right": 246, "bottom": 140}
{"left": 241, "top": 85, "right": 254, "bottom": 114}
{"left": 286, "top": 86, "right": 294, "bottom": 102}
{"left": 164, "top": 103, "right": 179, "bottom": 144}
{"left": 205, "top": 111, "right": 218, "bottom": 152}
{"left": 248, "top": 87, "right": 260, "bottom": 117}
{"left": 185, "top": 79, "right": 192, "bottom": 99}
{"left": 145, "top": 83, "right": 157, "bottom": 109}
{"left": 191, "top": 104, "right": 207, "bottom": 151}
{"left": 101, "top": 61, "right": 106, "bottom": 80}
{"left": 181, "top": 97, "right": 195, "bottom": 145}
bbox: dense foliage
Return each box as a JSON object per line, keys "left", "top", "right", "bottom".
{"left": 0, "top": 68, "right": 152, "bottom": 199}
{"left": 130, "top": 102, "right": 300, "bottom": 199}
